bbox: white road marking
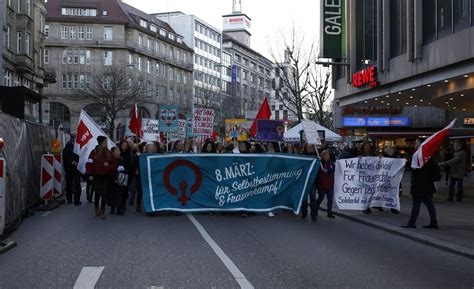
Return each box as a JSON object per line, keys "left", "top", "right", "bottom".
{"left": 73, "top": 266, "right": 104, "bottom": 289}
{"left": 41, "top": 211, "right": 52, "bottom": 217}
{"left": 187, "top": 214, "right": 254, "bottom": 289}
{"left": 148, "top": 287, "right": 164, "bottom": 289}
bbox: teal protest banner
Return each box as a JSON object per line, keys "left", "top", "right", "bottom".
{"left": 140, "top": 154, "right": 319, "bottom": 213}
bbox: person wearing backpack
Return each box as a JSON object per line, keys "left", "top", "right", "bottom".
{"left": 402, "top": 139, "right": 440, "bottom": 230}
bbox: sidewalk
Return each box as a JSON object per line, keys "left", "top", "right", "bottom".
{"left": 324, "top": 171, "right": 474, "bottom": 259}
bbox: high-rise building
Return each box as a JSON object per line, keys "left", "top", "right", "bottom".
{"left": 1, "top": 0, "right": 48, "bottom": 122}
{"left": 153, "top": 12, "right": 224, "bottom": 111}
{"left": 44, "top": 0, "right": 194, "bottom": 134}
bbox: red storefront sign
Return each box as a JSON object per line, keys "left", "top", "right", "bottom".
{"left": 352, "top": 66, "right": 379, "bottom": 88}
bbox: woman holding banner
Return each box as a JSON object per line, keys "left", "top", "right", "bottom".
{"left": 359, "top": 141, "right": 376, "bottom": 215}
{"left": 314, "top": 150, "right": 336, "bottom": 219}
{"left": 301, "top": 143, "right": 319, "bottom": 221}
{"left": 402, "top": 139, "right": 440, "bottom": 229}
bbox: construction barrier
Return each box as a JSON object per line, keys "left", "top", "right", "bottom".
{"left": 53, "top": 154, "right": 63, "bottom": 198}
{"left": 0, "top": 158, "right": 5, "bottom": 236}
{"left": 40, "top": 155, "right": 54, "bottom": 201}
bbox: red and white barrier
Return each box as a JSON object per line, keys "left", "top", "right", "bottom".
{"left": 0, "top": 158, "right": 6, "bottom": 236}
{"left": 40, "top": 154, "right": 54, "bottom": 201}
{"left": 53, "top": 154, "right": 63, "bottom": 197}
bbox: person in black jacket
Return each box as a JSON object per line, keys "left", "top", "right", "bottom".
{"left": 402, "top": 139, "right": 440, "bottom": 229}
{"left": 62, "top": 132, "right": 82, "bottom": 205}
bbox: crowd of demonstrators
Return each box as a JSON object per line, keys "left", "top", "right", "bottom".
{"left": 64, "top": 130, "right": 464, "bottom": 228}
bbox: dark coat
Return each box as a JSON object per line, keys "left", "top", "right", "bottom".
{"left": 410, "top": 158, "right": 439, "bottom": 197}
{"left": 62, "top": 141, "right": 79, "bottom": 174}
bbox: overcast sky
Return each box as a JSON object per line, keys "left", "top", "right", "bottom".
{"left": 123, "top": 0, "right": 320, "bottom": 59}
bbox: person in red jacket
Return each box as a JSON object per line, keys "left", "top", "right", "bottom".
{"left": 86, "top": 136, "right": 116, "bottom": 219}
{"left": 315, "top": 150, "right": 336, "bottom": 219}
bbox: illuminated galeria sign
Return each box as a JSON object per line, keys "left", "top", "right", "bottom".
{"left": 352, "top": 66, "right": 379, "bottom": 88}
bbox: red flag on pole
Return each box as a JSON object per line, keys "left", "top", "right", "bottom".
{"left": 249, "top": 98, "right": 271, "bottom": 137}
{"left": 411, "top": 119, "right": 456, "bottom": 169}
{"left": 129, "top": 104, "right": 143, "bottom": 140}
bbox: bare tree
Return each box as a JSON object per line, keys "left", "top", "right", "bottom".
{"left": 306, "top": 69, "right": 333, "bottom": 128}
{"left": 270, "top": 26, "right": 314, "bottom": 122}
{"left": 80, "top": 64, "right": 143, "bottom": 139}
{"left": 269, "top": 26, "right": 334, "bottom": 127}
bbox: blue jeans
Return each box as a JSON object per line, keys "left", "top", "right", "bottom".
{"left": 316, "top": 189, "right": 334, "bottom": 215}
{"left": 408, "top": 196, "right": 437, "bottom": 225}
{"left": 448, "top": 177, "right": 464, "bottom": 200}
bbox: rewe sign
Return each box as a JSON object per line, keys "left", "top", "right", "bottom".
{"left": 352, "top": 66, "right": 379, "bottom": 88}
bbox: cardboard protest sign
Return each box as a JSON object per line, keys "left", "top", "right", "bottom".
{"left": 225, "top": 119, "right": 248, "bottom": 141}
{"left": 256, "top": 120, "right": 285, "bottom": 142}
{"left": 159, "top": 106, "right": 179, "bottom": 132}
{"left": 302, "top": 120, "right": 322, "bottom": 145}
{"left": 192, "top": 108, "right": 214, "bottom": 136}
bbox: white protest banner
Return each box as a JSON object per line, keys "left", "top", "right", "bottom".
{"left": 0, "top": 158, "right": 5, "bottom": 236}
{"left": 125, "top": 118, "right": 160, "bottom": 142}
{"left": 302, "top": 120, "right": 322, "bottom": 145}
{"left": 334, "top": 157, "right": 406, "bottom": 210}
{"left": 169, "top": 119, "right": 186, "bottom": 142}
{"left": 192, "top": 108, "right": 215, "bottom": 136}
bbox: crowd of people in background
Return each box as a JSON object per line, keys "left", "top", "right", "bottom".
{"left": 62, "top": 133, "right": 468, "bottom": 229}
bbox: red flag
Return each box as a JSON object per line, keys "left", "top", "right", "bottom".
{"left": 411, "top": 119, "right": 456, "bottom": 169}
{"left": 129, "top": 104, "right": 143, "bottom": 140}
{"left": 249, "top": 98, "right": 271, "bottom": 137}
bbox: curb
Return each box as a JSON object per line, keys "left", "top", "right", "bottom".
{"left": 0, "top": 239, "right": 17, "bottom": 255}
{"left": 321, "top": 207, "right": 474, "bottom": 260}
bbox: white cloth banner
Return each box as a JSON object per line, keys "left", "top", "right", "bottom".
{"left": 334, "top": 157, "right": 406, "bottom": 210}
{"left": 73, "top": 110, "right": 115, "bottom": 174}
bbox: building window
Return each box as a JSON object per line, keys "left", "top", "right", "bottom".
{"left": 151, "top": 24, "right": 157, "bottom": 32}
{"left": 49, "top": 103, "right": 70, "bottom": 127}
{"left": 147, "top": 37, "right": 151, "bottom": 50}
{"left": 437, "top": 0, "right": 453, "bottom": 38}
{"left": 423, "top": 0, "right": 437, "bottom": 43}
{"left": 169, "top": 67, "right": 174, "bottom": 81}
{"left": 86, "top": 26, "right": 93, "bottom": 39}
{"left": 454, "top": 0, "right": 471, "bottom": 32}
{"left": 25, "top": 33, "right": 30, "bottom": 56}
{"left": 17, "top": 0, "right": 21, "bottom": 13}
{"left": 5, "top": 25, "right": 11, "bottom": 50}
{"left": 169, "top": 33, "right": 175, "bottom": 40}
{"left": 26, "top": 0, "right": 30, "bottom": 15}
{"left": 146, "top": 60, "right": 151, "bottom": 73}
{"left": 77, "top": 26, "right": 84, "bottom": 39}
{"left": 390, "top": 0, "right": 407, "bottom": 57}
{"left": 103, "top": 51, "right": 112, "bottom": 65}
{"left": 44, "top": 49, "right": 49, "bottom": 64}
{"left": 140, "top": 19, "right": 147, "bottom": 28}
{"left": 16, "top": 32, "right": 21, "bottom": 53}
{"left": 40, "top": 14, "right": 44, "bottom": 33}
{"left": 104, "top": 27, "right": 113, "bottom": 40}
{"left": 61, "top": 7, "right": 97, "bottom": 16}
{"left": 138, "top": 34, "right": 143, "bottom": 47}
{"left": 160, "top": 28, "right": 167, "bottom": 37}
{"left": 138, "top": 57, "right": 142, "bottom": 71}
{"left": 69, "top": 26, "right": 76, "bottom": 39}
{"left": 61, "top": 26, "right": 67, "bottom": 39}
{"left": 155, "top": 40, "right": 159, "bottom": 54}
{"left": 356, "top": 0, "right": 378, "bottom": 69}
{"left": 4, "top": 69, "right": 12, "bottom": 86}
{"left": 128, "top": 54, "right": 133, "bottom": 66}
{"left": 45, "top": 25, "right": 49, "bottom": 38}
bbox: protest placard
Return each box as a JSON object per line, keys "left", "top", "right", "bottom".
{"left": 192, "top": 108, "right": 214, "bottom": 136}
{"left": 302, "top": 120, "right": 322, "bottom": 145}
{"left": 169, "top": 119, "right": 186, "bottom": 142}
{"left": 256, "top": 120, "right": 285, "bottom": 141}
{"left": 225, "top": 119, "right": 248, "bottom": 141}
{"left": 125, "top": 118, "right": 160, "bottom": 142}
{"left": 334, "top": 157, "right": 406, "bottom": 210}
{"left": 159, "top": 106, "right": 179, "bottom": 132}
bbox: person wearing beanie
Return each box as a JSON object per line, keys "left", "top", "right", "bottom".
{"left": 86, "top": 136, "right": 116, "bottom": 219}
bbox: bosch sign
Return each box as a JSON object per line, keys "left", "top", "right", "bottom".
{"left": 223, "top": 14, "right": 251, "bottom": 33}
{"left": 352, "top": 66, "right": 379, "bottom": 88}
